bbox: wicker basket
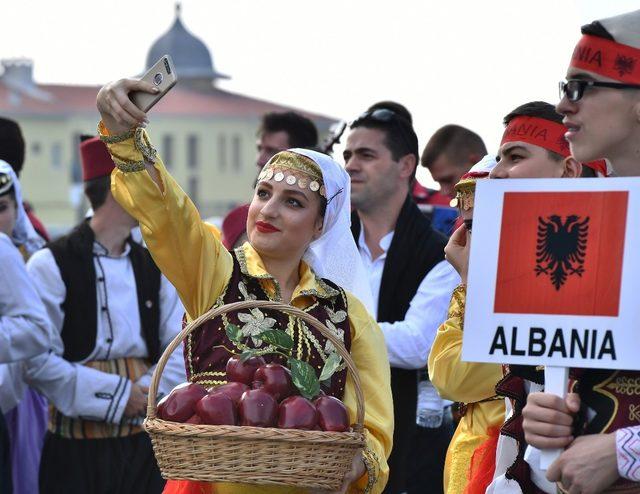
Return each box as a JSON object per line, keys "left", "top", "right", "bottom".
{"left": 144, "top": 300, "right": 366, "bottom": 490}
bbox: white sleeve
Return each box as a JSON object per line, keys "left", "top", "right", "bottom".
{"left": 136, "top": 275, "right": 186, "bottom": 399}
{"left": 0, "top": 362, "right": 27, "bottom": 413}
{"left": 25, "top": 248, "right": 132, "bottom": 423}
{"left": 0, "top": 234, "right": 51, "bottom": 362}
{"left": 379, "top": 260, "right": 461, "bottom": 369}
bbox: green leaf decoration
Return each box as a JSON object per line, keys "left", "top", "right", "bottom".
{"left": 225, "top": 323, "right": 243, "bottom": 343}
{"left": 288, "top": 358, "right": 320, "bottom": 400}
{"left": 319, "top": 352, "right": 342, "bottom": 382}
{"left": 240, "top": 349, "right": 258, "bottom": 363}
{"left": 258, "top": 329, "right": 294, "bottom": 351}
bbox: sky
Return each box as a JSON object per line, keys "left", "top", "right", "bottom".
{"left": 2, "top": 0, "right": 638, "bottom": 187}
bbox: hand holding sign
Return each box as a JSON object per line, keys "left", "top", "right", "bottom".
{"left": 463, "top": 177, "right": 640, "bottom": 479}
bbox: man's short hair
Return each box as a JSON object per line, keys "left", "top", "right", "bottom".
{"left": 84, "top": 176, "right": 111, "bottom": 211}
{"left": 0, "top": 117, "right": 25, "bottom": 176}
{"left": 421, "top": 125, "right": 487, "bottom": 170}
{"left": 258, "top": 112, "right": 318, "bottom": 149}
{"left": 350, "top": 101, "right": 420, "bottom": 177}
{"left": 503, "top": 101, "right": 565, "bottom": 162}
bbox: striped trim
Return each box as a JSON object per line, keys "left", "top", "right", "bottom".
{"left": 49, "top": 357, "right": 150, "bottom": 439}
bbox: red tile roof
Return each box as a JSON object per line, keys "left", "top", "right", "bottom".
{"left": 0, "top": 81, "right": 336, "bottom": 123}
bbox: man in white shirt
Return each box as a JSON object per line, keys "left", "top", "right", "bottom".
{"left": 345, "top": 101, "right": 460, "bottom": 494}
{"left": 26, "top": 137, "right": 185, "bottom": 493}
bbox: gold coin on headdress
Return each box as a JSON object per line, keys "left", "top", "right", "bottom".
{"left": 298, "top": 178, "right": 308, "bottom": 189}
{"left": 319, "top": 185, "right": 326, "bottom": 197}
{"left": 265, "top": 169, "right": 274, "bottom": 180}
{"left": 309, "top": 181, "right": 320, "bottom": 192}
{"left": 274, "top": 172, "right": 285, "bottom": 182}
{"left": 286, "top": 175, "right": 297, "bottom": 185}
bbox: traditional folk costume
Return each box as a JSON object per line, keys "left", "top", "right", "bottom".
{"left": 483, "top": 110, "right": 634, "bottom": 493}
{"left": 426, "top": 155, "right": 504, "bottom": 494}
{"left": 0, "top": 161, "right": 51, "bottom": 494}
{"left": 25, "top": 138, "right": 186, "bottom": 493}
{"left": 521, "top": 12, "right": 640, "bottom": 493}
{"left": 99, "top": 121, "right": 393, "bottom": 494}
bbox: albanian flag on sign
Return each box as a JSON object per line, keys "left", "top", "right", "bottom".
{"left": 493, "top": 191, "right": 628, "bottom": 317}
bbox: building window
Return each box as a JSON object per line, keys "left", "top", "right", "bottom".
{"left": 188, "top": 176, "right": 199, "bottom": 208}
{"left": 187, "top": 134, "right": 199, "bottom": 169}
{"left": 51, "top": 142, "right": 62, "bottom": 170}
{"left": 217, "top": 134, "right": 227, "bottom": 172}
{"left": 70, "top": 133, "right": 82, "bottom": 183}
{"left": 232, "top": 135, "right": 242, "bottom": 173}
{"left": 31, "top": 142, "right": 42, "bottom": 155}
{"left": 162, "top": 135, "right": 174, "bottom": 169}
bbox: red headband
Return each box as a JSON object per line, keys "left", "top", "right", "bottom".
{"left": 501, "top": 116, "right": 570, "bottom": 158}
{"left": 570, "top": 34, "right": 640, "bottom": 84}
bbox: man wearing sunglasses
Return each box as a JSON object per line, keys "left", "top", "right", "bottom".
{"left": 521, "top": 9, "right": 640, "bottom": 494}
{"left": 345, "top": 102, "right": 459, "bottom": 494}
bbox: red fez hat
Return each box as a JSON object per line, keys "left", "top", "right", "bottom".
{"left": 221, "top": 204, "right": 249, "bottom": 250}
{"left": 80, "top": 137, "right": 114, "bottom": 181}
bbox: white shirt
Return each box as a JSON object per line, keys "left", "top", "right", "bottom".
{"left": 0, "top": 233, "right": 51, "bottom": 364}
{"left": 357, "top": 229, "right": 461, "bottom": 369}
{"left": 25, "top": 241, "right": 186, "bottom": 424}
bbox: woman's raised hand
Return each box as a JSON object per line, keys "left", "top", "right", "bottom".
{"left": 96, "top": 79, "right": 158, "bottom": 134}
{"left": 444, "top": 223, "right": 471, "bottom": 284}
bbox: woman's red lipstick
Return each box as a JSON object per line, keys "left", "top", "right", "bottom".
{"left": 256, "top": 221, "right": 281, "bottom": 233}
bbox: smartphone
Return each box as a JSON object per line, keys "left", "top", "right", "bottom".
{"left": 130, "top": 55, "right": 177, "bottom": 113}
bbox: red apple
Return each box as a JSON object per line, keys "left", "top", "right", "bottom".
{"left": 195, "top": 393, "right": 238, "bottom": 425}
{"left": 186, "top": 414, "right": 203, "bottom": 424}
{"left": 252, "top": 363, "right": 296, "bottom": 401}
{"left": 226, "top": 355, "right": 267, "bottom": 385}
{"left": 314, "top": 396, "right": 350, "bottom": 432}
{"left": 278, "top": 396, "right": 318, "bottom": 430}
{"left": 209, "top": 382, "right": 250, "bottom": 405}
{"left": 160, "top": 382, "right": 207, "bottom": 423}
{"left": 238, "top": 389, "right": 278, "bottom": 427}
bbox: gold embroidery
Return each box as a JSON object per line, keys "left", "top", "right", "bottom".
{"left": 592, "top": 371, "right": 620, "bottom": 433}
{"left": 134, "top": 127, "right": 157, "bottom": 163}
{"left": 629, "top": 404, "right": 640, "bottom": 422}
{"left": 361, "top": 444, "right": 380, "bottom": 494}
{"left": 605, "top": 376, "right": 640, "bottom": 396}
{"left": 98, "top": 126, "right": 135, "bottom": 144}
{"left": 114, "top": 160, "right": 146, "bottom": 172}
{"left": 449, "top": 284, "right": 466, "bottom": 324}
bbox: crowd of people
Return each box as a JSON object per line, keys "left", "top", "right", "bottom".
{"left": 1, "top": 7, "right": 640, "bottom": 494}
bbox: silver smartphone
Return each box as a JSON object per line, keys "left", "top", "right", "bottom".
{"left": 130, "top": 54, "right": 178, "bottom": 113}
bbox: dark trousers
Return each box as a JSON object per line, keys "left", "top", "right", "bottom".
{"left": 406, "top": 410, "right": 455, "bottom": 494}
{"left": 0, "top": 414, "right": 11, "bottom": 494}
{"left": 39, "top": 431, "right": 164, "bottom": 494}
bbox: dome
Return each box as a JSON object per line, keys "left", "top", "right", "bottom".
{"left": 146, "top": 4, "right": 229, "bottom": 82}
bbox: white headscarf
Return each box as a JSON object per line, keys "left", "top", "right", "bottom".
{"left": 0, "top": 160, "right": 44, "bottom": 255}
{"left": 285, "top": 149, "right": 375, "bottom": 314}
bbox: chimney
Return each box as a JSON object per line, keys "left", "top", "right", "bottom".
{"left": 1, "top": 58, "right": 35, "bottom": 89}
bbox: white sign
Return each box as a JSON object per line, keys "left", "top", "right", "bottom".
{"left": 462, "top": 177, "right": 640, "bottom": 370}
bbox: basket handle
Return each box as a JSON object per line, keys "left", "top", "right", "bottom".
{"left": 146, "top": 300, "right": 366, "bottom": 432}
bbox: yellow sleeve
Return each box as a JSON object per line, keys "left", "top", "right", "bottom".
{"left": 98, "top": 123, "right": 233, "bottom": 319}
{"left": 427, "top": 285, "right": 502, "bottom": 404}
{"left": 344, "top": 292, "right": 393, "bottom": 494}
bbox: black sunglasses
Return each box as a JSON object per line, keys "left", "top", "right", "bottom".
{"left": 352, "top": 109, "right": 414, "bottom": 155}
{"left": 559, "top": 79, "right": 640, "bottom": 103}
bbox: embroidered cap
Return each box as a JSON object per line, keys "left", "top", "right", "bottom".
{"left": 451, "top": 155, "right": 497, "bottom": 210}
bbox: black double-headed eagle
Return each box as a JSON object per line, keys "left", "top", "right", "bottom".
{"left": 535, "top": 215, "right": 590, "bottom": 290}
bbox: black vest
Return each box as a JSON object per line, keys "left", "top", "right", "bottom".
{"left": 352, "top": 194, "right": 447, "bottom": 494}
{"left": 48, "top": 221, "right": 162, "bottom": 363}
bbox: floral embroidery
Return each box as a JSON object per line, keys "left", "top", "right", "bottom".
{"left": 237, "top": 308, "right": 276, "bottom": 345}
{"left": 238, "top": 281, "right": 257, "bottom": 301}
{"left": 324, "top": 320, "right": 345, "bottom": 355}
{"left": 326, "top": 307, "right": 347, "bottom": 324}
